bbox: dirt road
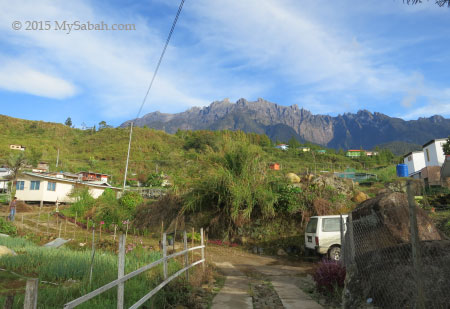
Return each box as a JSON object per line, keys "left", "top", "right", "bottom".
{"left": 206, "top": 246, "right": 323, "bottom": 309}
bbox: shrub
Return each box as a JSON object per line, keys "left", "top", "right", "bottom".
{"left": 119, "top": 191, "right": 144, "bottom": 212}
{"left": 69, "top": 187, "right": 95, "bottom": 217}
{"left": 313, "top": 259, "right": 346, "bottom": 294}
{"left": 0, "top": 218, "right": 17, "bottom": 235}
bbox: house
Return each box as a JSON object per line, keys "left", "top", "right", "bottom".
{"left": 275, "top": 144, "right": 289, "bottom": 151}
{"left": 0, "top": 168, "right": 12, "bottom": 193}
{"left": 14, "top": 172, "right": 119, "bottom": 204}
{"left": 298, "top": 147, "right": 311, "bottom": 152}
{"left": 365, "top": 151, "right": 378, "bottom": 156}
{"left": 346, "top": 150, "right": 362, "bottom": 158}
{"left": 32, "top": 162, "right": 50, "bottom": 173}
{"left": 269, "top": 163, "right": 280, "bottom": 170}
{"left": 77, "top": 171, "right": 110, "bottom": 184}
{"left": 9, "top": 144, "right": 26, "bottom": 151}
{"left": 316, "top": 149, "right": 326, "bottom": 154}
{"left": 403, "top": 151, "right": 426, "bottom": 177}
{"left": 423, "top": 138, "right": 447, "bottom": 167}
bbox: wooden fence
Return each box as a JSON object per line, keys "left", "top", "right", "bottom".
{"left": 63, "top": 228, "right": 205, "bottom": 309}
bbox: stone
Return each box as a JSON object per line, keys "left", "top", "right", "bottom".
{"left": 43, "top": 238, "right": 70, "bottom": 248}
{"left": 352, "top": 191, "right": 369, "bottom": 203}
{"left": 277, "top": 248, "right": 287, "bottom": 256}
{"left": 286, "top": 173, "right": 300, "bottom": 183}
{"left": 0, "top": 245, "right": 16, "bottom": 256}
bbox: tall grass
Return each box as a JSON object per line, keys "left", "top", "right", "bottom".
{"left": 0, "top": 237, "right": 185, "bottom": 308}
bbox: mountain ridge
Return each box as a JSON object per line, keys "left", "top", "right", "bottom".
{"left": 121, "top": 98, "right": 450, "bottom": 150}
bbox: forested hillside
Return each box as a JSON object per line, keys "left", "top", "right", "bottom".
{"left": 0, "top": 115, "right": 396, "bottom": 187}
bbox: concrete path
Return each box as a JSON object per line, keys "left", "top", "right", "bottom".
{"left": 211, "top": 252, "right": 323, "bottom": 309}
{"left": 212, "top": 262, "right": 253, "bottom": 309}
{"left": 271, "top": 276, "right": 322, "bottom": 309}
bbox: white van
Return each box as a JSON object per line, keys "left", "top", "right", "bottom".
{"left": 304, "top": 215, "right": 347, "bottom": 261}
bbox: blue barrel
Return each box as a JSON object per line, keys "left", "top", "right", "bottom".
{"left": 396, "top": 164, "right": 408, "bottom": 177}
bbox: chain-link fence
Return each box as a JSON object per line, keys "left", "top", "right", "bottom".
{"left": 341, "top": 182, "right": 450, "bottom": 309}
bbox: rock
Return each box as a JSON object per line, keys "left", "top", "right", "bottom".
{"left": 353, "top": 192, "right": 442, "bottom": 252}
{"left": 352, "top": 191, "right": 369, "bottom": 203}
{"left": 43, "top": 238, "right": 70, "bottom": 248}
{"left": 277, "top": 248, "right": 287, "bottom": 256}
{"left": 286, "top": 173, "right": 300, "bottom": 183}
{"left": 0, "top": 245, "right": 16, "bottom": 256}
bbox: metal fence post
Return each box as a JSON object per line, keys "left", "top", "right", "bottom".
{"left": 407, "top": 180, "right": 425, "bottom": 309}
{"left": 24, "top": 278, "right": 38, "bottom": 309}
{"left": 348, "top": 213, "right": 355, "bottom": 264}
{"left": 340, "top": 214, "right": 345, "bottom": 265}
{"left": 163, "top": 233, "right": 168, "bottom": 280}
{"left": 183, "top": 231, "right": 189, "bottom": 282}
{"left": 201, "top": 228, "right": 205, "bottom": 273}
{"left": 117, "top": 233, "right": 125, "bottom": 309}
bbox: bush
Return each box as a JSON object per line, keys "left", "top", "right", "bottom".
{"left": 69, "top": 187, "right": 95, "bottom": 217}
{"left": 119, "top": 191, "right": 144, "bottom": 212}
{"left": 313, "top": 259, "right": 346, "bottom": 294}
{"left": 0, "top": 218, "right": 17, "bottom": 235}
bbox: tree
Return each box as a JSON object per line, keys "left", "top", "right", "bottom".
{"left": 26, "top": 148, "right": 42, "bottom": 167}
{"left": 405, "top": 0, "right": 450, "bottom": 6}
{"left": 443, "top": 136, "right": 450, "bottom": 155}
{"left": 6, "top": 152, "right": 27, "bottom": 199}
{"left": 99, "top": 121, "right": 107, "bottom": 130}
{"left": 288, "top": 136, "right": 301, "bottom": 149}
{"left": 65, "top": 117, "right": 72, "bottom": 127}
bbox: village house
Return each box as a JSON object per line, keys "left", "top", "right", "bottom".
{"left": 298, "top": 147, "right": 311, "bottom": 152}
{"left": 0, "top": 168, "right": 12, "bottom": 193}
{"left": 275, "top": 144, "right": 289, "bottom": 151}
{"left": 9, "top": 144, "right": 26, "bottom": 151}
{"left": 423, "top": 138, "right": 447, "bottom": 167}
{"left": 403, "top": 151, "right": 426, "bottom": 178}
{"left": 14, "top": 172, "right": 119, "bottom": 205}
{"left": 346, "top": 150, "right": 362, "bottom": 157}
{"left": 77, "top": 171, "right": 110, "bottom": 183}
{"left": 32, "top": 162, "right": 50, "bottom": 173}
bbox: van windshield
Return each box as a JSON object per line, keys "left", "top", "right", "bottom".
{"left": 306, "top": 218, "right": 318, "bottom": 233}
{"left": 322, "top": 218, "right": 341, "bottom": 232}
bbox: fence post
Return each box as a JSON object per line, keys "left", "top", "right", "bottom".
{"left": 24, "top": 278, "right": 38, "bottom": 309}
{"left": 201, "top": 228, "right": 205, "bottom": 273}
{"left": 340, "top": 214, "right": 345, "bottom": 265}
{"left": 163, "top": 233, "right": 168, "bottom": 280}
{"left": 407, "top": 180, "right": 425, "bottom": 309}
{"left": 4, "top": 294, "right": 14, "bottom": 309}
{"left": 347, "top": 213, "right": 355, "bottom": 264}
{"left": 184, "top": 230, "right": 189, "bottom": 282}
{"left": 191, "top": 227, "right": 194, "bottom": 262}
{"left": 89, "top": 228, "right": 96, "bottom": 285}
{"left": 117, "top": 233, "right": 125, "bottom": 309}
{"left": 47, "top": 213, "right": 49, "bottom": 235}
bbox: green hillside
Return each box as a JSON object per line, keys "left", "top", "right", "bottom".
{"left": 0, "top": 115, "right": 395, "bottom": 187}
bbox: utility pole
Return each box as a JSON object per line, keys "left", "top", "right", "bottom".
{"left": 56, "top": 149, "right": 60, "bottom": 168}
{"left": 123, "top": 123, "right": 133, "bottom": 192}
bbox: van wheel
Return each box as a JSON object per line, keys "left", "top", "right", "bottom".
{"left": 328, "top": 246, "right": 341, "bottom": 261}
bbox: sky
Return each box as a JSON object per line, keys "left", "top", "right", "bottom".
{"left": 0, "top": 0, "right": 449, "bottom": 127}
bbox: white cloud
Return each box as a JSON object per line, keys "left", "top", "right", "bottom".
{"left": 0, "top": 60, "right": 76, "bottom": 99}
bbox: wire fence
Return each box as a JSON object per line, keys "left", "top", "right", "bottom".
{"left": 341, "top": 181, "right": 450, "bottom": 309}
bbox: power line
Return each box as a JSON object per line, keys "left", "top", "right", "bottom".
{"left": 123, "top": 0, "right": 186, "bottom": 191}
{"left": 135, "top": 0, "right": 185, "bottom": 120}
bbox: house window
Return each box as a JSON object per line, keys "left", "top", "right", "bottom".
{"left": 30, "top": 181, "right": 40, "bottom": 190}
{"left": 16, "top": 181, "right": 24, "bottom": 190}
{"left": 47, "top": 182, "right": 56, "bottom": 191}
{"left": 426, "top": 149, "right": 430, "bottom": 162}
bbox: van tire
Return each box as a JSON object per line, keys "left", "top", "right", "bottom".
{"left": 328, "top": 245, "right": 341, "bottom": 261}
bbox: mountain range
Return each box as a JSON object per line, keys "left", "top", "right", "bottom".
{"left": 121, "top": 98, "right": 450, "bottom": 151}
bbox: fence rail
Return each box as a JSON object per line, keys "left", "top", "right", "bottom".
{"left": 64, "top": 228, "right": 205, "bottom": 309}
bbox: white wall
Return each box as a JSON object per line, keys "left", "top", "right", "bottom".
{"left": 404, "top": 152, "right": 426, "bottom": 175}
{"left": 424, "top": 140, "right": 446, "bottom": 167}
{"left": 15, "top": 175, "right": 113, "bottom": 203}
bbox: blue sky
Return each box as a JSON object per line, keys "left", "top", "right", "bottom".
{"left": 0, "top": 0, "right": 449, "bottom": 127}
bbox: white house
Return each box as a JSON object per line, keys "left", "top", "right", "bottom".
{"left": 0, "top": 168, "right": 12, "bottom": 193}
{"left": 9, "top": 144, "right": 26, "bottom": 151}
{"left": 15, "top": 172, "right": 120, "bottom": 204}
{"left": 423, "top": 138, "right": 447, "bottom": 167}
{"left": 275, "top": 144, "right": 289, "bottom": 151}
{"left": 403, "top": 151, "right": 426, "bottom": 176}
